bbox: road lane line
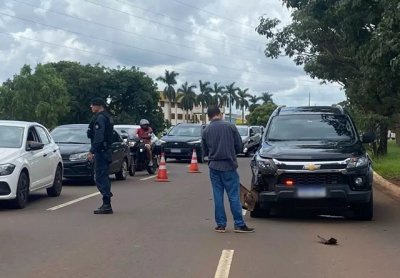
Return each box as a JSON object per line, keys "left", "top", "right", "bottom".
{"left": 46, "top": 192, "right": 100, "bottom": 211}
{"left": 215, "top": 249, "right": 234, "bottom": 278}
{"left": 140, "top": 175, "right": 157, "bottom": 181}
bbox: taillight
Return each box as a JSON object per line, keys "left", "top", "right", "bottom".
{"left": 284, "top": 179, "right": 295, "bottom": 186}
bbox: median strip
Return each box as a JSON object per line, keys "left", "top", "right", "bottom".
{"left": 215, "top": 249, "right": 234, "bottom": 278}
{"left": 47, "top": 192, "right": 100, "bottom": 211}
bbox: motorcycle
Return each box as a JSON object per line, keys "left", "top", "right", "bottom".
{"left": 129, "top": 137, "right": 159, "bottom": 175}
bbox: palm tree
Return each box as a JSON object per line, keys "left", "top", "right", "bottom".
{"left": 236, "top": 88, "right": 252, "bottom": 124}
{"left": 210, "top": 82, "right": 225, "bottom": 108}
{"left": 197, "top": 80, "right": 211, "bottom": 123}
{"left": 249, "top": 94, "right": 262, "bottom": 112}
{"left": 260, "top": 92, "right": 274, "bottom": 104}
{"left": 177, "top": 82, "right": 198, "bottom": 123}
{"left": 225, "top": 82, "right": 239, "bottom": 123}
{"left": 156, "top": 70, "right": 179, "bottom": 124}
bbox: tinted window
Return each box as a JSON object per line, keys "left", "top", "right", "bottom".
{"left": 51, "top": 126, "right": 91, "bottom": 144}
{"left": 114, "top": 127, "right": 138, "bottom": 139}
{"left": 35, "top": 126, "right": 51, "bottom": 145}
{"left": 0, "top": 126, "right": 24, "bottom": 148}
{"left": 236, "top": 126, "right": 249, "bottom": 136}
{"left": 267, "top": 114, "right": 355, "bottom": 141}
{"left": 169, "top": 125, "right": 201, "bottom": 137}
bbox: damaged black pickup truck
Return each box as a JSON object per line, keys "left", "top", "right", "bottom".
{"left": 250, "top": 106, "right": 375, "bottom": 220}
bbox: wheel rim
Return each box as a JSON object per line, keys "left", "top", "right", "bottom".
{"left": 122, "top": 161, "right": 128, "bottom": 178}
{"left": 17, "top": 174, "right": 28, "bottom": 203}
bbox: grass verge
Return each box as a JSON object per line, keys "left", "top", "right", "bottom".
{"left": 371, "top": 140, "right": 400, "bottom": 184}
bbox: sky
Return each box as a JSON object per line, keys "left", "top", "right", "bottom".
{"left": 0, "top": 0, "right": 346, "bottom": 107}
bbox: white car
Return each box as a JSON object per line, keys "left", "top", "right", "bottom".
{"left": 0, "top": 121, "right": 63, "bottom": 209}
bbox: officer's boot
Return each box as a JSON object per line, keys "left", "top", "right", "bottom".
{"left": 94, "top": 196, "right": 113, "bottom": 214}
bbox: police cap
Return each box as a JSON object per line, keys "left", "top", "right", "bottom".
{"left": 90, "top": 97, "right": 105, "bottom": 107}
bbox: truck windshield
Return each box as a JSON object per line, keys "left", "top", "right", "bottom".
{"left": 266, "top": 114, "right": 355, "bottom": 142}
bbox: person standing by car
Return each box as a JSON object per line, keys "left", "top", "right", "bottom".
{"left": 202, "top": 106, "right": 255, "bottom": 233}
{"left": 137, "top": 119, "right": 154, "bottom": 166}
{"left": 87, "top": 97, "right": 114, "bottom": 214}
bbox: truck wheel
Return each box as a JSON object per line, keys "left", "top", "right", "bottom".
{"left": 352, "top": 194, "right": 373, "bottom": 221}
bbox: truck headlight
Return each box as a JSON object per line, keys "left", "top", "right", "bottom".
{"left": 69, "top": 152, "right": 89, "bottom": 162}
{"left": 254, "top": 156, "right": 276, "bottom": 172}
{"left": 0, "top": 164, "right": 16, "bottom": 176}
{"left": 347, "top": 156, "right": 369, "bottom": 168}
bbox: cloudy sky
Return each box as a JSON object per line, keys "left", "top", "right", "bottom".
{"left": 0, "top": 0, "right": 345, "bottom": 107}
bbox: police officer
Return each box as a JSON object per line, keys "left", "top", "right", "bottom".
{"left": 87, "top": 97, "right": 114, "bottom": 214}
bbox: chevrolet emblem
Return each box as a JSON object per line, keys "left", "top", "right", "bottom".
{"left": 303, "top": 164, "right": 321, "bottom": 171}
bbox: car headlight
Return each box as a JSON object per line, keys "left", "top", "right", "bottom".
{"left": 69, "top": 152, "right": 89, "bottom": 162}
{"left": 253, "top": 155, "right": 276, "bottom": 173}
{"left": 0, "top": 164, "right": 16, "bottom": 176}
{"left": 347, "top": 156, "right": 369, "bottom": 168}
{"left": 188, "top": 140, "right": 201, "bottom": 144}
{"left": 128, "top": 141, "right": 136, "bottom": 147}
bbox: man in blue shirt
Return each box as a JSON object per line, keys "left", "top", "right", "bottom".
{"left": 202, "top": 106, "right": 254, "bottom": 233}
{"left": 87, "top": 97, "right": 114, "bottom": 214}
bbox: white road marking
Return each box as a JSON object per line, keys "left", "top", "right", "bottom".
{"left": 140, "top": 175, "right": 157, "bottom": 181}
{"left": 46, "top": 192, "right": 100, "bottom": 211}
{"left": 215, "top": 249, "right": 234, "bottom": 278}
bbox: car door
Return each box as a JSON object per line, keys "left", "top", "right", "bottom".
{"left": 35, "top": 125, "right": 57, "bottom": 185}
{"left": 110, "top": 131, "right": 125, "bottom": 173}
{"left": 25, "top": 126, "right": 48, "bottom": 189}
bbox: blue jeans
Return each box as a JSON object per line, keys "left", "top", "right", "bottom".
{"left": 209, "top": 168, "right": 245, "bottom": 227}
{"left": 94, "top": 150, "right": 112, "bottom": 199}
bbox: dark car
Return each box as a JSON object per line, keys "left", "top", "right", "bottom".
{"left": 160, "top": 123, "right": 207, "bottom": 162}
{"left": 51, "top": 124, "right": 133, "bottom": 183}
{"left": 250, "top": 106, "right": 375, "bottom": 220}
{"left": 236, "top": 125, "right": 262, "bottom": 156}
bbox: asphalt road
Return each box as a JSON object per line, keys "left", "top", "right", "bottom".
{"left": 1, "top": 157, "right": 400, "bottom": 278}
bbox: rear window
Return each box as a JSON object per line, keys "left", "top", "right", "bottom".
{"left": 266, "top": 114, "right": 355, "bottom": 141}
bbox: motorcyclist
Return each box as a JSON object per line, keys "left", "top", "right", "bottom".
{"left": 137, "top": 119, "right": 154, "bottom": 166}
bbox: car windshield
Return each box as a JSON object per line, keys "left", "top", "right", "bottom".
{"left": 114, "top": 127, "right": 138, "bottom": 139}
{"left": 0, "top": 125, "right": 24, "bottom": 148}
{"left": 236, "top": 126, "right": 249, "bottom": 136}
{"left": 51, "top": 127, "right": 91, "bottom": 144}
{"left": 266, "top": 114, "right": 355, "bottom": 141}
{"left": 168, "top": 125, "right": 202, "bottom": 137}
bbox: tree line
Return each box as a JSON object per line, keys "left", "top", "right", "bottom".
{"left": 256, "top": 0, "right": 400, "bottom": 155}
{"left": 0, "top": 62, "right": 275, "bottom": 134}
{"left": 157, "top": 69, "right": 276, "bottom": 125}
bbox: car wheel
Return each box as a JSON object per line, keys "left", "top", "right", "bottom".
{"left": 115, "top": 158, "right": 128, "bottom": 180}
{"left": 250, "top": 203, "right": 270, "bottom": 218}
{"left": 351, "top": 194, "right": 373, "bottom": 221}
{"left": 197, "top": 149, "right": 205, "bottom": 163}
{"left": 11, "top": 171, "right": 29, "bottom": 209}
{"left": 129, "top": 158, "right": 136, "bottom": 177}
{"left": 47, "top": 165, "right": 63, "bottom": 197}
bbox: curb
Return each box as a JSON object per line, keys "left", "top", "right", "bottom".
{"left": 373, "top": 171, "right": 400, "bottom": 199}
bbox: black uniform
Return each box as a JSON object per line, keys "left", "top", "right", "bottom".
{"left": 88, "top": 111, "right": 114, "bottom": 205}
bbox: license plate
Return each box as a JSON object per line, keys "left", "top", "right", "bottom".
{"left": 297, "top": 187, "right": 326, "bottom": 198}
{"left": 170, "top": 148, "right": 181, "bottom": 153}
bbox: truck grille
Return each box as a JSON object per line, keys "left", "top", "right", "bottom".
{"left": 278, "top": 173, "right": 346, "bottom": 185}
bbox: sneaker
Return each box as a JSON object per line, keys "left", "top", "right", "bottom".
{"left": 234, "top": 225, "right": 255, "bottom": 233}
{"left": 214, "top": 226, "right": 226, "bottom": 233}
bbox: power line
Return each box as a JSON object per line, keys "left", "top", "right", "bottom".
{"left": 113, "top": 0, "right": 261, "bottom": 44}
{"left": 0, "top": 12, "right": 272, "bottom": 75}
{"left": 170, "top": 0, "right": 255, "bottom": 30}
{"left": 82, "top": 0, "right": 259, "bottom": 52}
{"left": 0, "top": 31, "right": 338, "bottom": 90}
{"left": 11, "top": 0, "right": 269, "bottom": 65}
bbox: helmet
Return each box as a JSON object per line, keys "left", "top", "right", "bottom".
{"left": 140, "top": 119, "right": 150, "bottom": 126}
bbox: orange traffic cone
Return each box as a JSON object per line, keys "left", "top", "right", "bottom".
{"left": 156, "top": 153, "right": 169, "bottom": 182}
{"left": 188, "top": 149, "right": 201, "bottom": 173}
